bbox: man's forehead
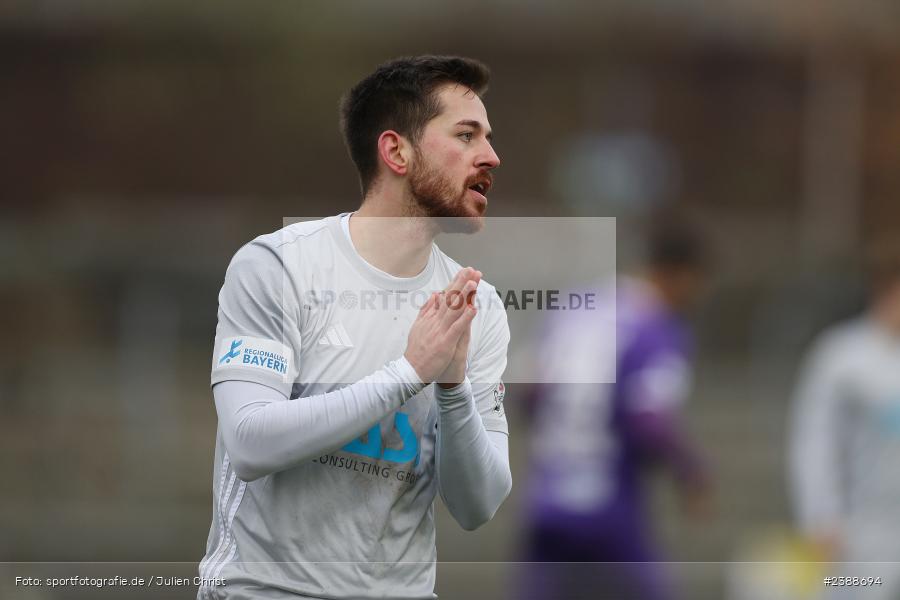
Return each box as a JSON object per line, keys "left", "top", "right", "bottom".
{"left": 434, "top": 83, "right": 489, "bottom": 123}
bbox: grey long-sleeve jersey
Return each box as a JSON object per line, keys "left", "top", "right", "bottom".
{"left": 198, "top": 215, "right": 511, "bottom": 600}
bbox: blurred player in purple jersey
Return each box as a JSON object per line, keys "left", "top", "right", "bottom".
{"left": 518, "top": 217, "right": 712, "bottom": 600}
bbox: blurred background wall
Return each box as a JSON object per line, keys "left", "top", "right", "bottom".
{"left": 3, "top": 1, "right": 900, "bottom": 598}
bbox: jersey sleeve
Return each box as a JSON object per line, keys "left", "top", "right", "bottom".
{"left": 467, "top": 287, "right": 511, "bottom": 434}
{"left": 788, "top": 333, "right": 847, "bottom": 537}
{"left": 210, "top": 239, "right": 302, "bottom": 397}
{"left": 618, "top": 326, "right": 705, "bottom": 482}
{"left": 620, "top": 321, "right": 692, "bottom": 415}
{"left": 622, "top": 351, "right": 692, "bottom": 415}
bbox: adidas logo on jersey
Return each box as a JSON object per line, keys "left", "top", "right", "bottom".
{"left": 318, "top": 322, "right": 354, "bottom": 347}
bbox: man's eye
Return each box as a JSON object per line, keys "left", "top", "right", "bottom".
{"left": 458, "top": 132, "right": 473, "bottom": 142}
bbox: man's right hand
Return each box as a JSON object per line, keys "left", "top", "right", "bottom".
{"left": 404, "top": 267, "right": 480, "bottom": 384}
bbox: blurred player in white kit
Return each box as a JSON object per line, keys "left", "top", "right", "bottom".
{"left": 789, "top": 240, "right": 900, "bottom": 600}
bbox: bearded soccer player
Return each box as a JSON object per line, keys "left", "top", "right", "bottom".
{"left": 197, "top": 56, "right": 511, "bottom": 600}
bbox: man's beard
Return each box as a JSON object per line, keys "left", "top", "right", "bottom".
{"left": 407, "top": 151, "right": 485, "bottom": 233}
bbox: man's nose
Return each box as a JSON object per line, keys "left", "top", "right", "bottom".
{"left": 477, "top": 142, "right": 500, "bottom": 170}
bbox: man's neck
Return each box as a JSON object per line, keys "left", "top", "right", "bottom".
{"left": 349, "top": 195, "right": 437, "bottom": 278}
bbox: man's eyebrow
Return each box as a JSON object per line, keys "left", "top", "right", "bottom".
{"left": 456, "top": 119, "right": 493, "bottom": 142}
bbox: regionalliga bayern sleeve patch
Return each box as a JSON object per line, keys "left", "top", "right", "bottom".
{"left": 214, "top": 336, "right": 294, "bottom": 378}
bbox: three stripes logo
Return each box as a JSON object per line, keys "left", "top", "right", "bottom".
{"left": 318, "top": 322, "right": 354, "bottom": 348}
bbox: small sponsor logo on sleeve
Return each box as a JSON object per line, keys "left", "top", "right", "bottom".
{"left": 214, "top": 336, "right": 293, "bottom": 377}
{"left": 492, "top": 381, "right": 506, "bottom": 417}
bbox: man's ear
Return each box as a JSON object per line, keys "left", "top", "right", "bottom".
{"left": 377, "top": 130, "right": 412, "bottom": 176}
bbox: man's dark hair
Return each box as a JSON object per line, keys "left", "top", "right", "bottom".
{"left": 339, "top": 55, "right": 490, "bottom": 195}
{"left": 646, "top": 212, "right": 710, "bottom": 271}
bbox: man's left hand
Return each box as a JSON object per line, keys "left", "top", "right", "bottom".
{"left": 436, "top": 267, "right": 481, "bottom": 389}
